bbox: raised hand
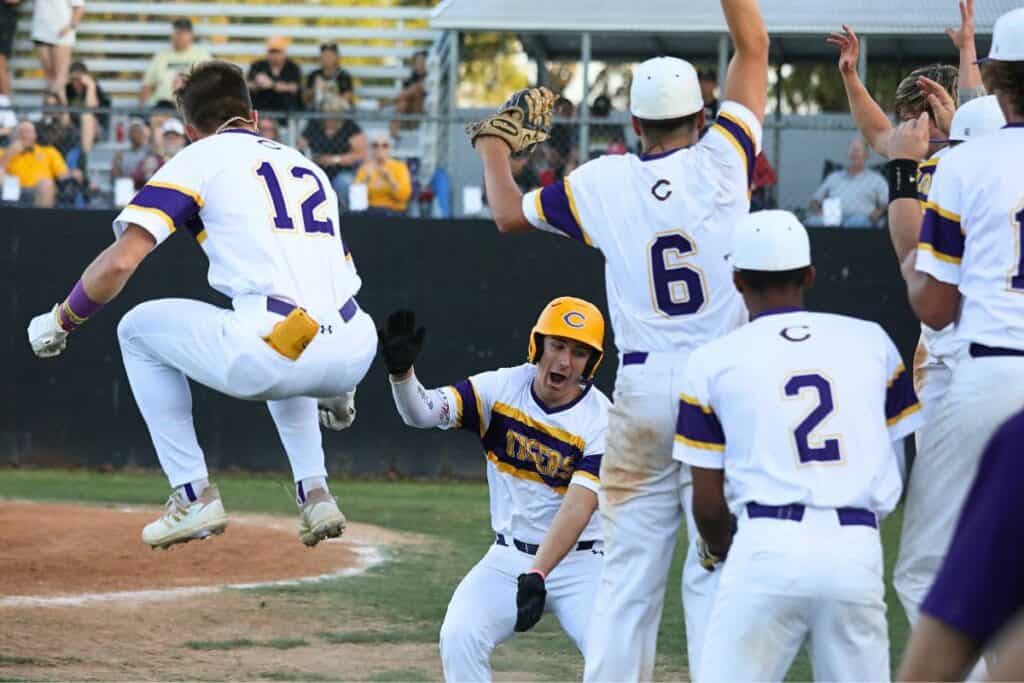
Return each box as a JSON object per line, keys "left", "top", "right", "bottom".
{"left": 946, "top": 0, "right": 975, "bottom": 50}
{"left": 826, "top": 25, "right": 860, "bottom": 77}
{"left": 377, "top": 310, "right": 426, "bottom": 377}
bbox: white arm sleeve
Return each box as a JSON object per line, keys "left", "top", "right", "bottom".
{"left": 389, "top": 371, "right": 456, "bottom": 430}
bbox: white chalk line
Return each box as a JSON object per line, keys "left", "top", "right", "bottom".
{"left": 0, "top": 544, "right": 387, "bottom": 608}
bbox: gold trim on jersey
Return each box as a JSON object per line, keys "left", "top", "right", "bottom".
{"left": 562, "top": 178, "right": 594, "bottom": 247}
{"left": 469, "top": 377, "right": 486, "bottom": 437}
{"left": 719, "top": 111, "right": 755, "bottom": 145}
{"left": 922, "top": 201, "right": 962, "bottom": 224}
{"left": 712, "top": 123, "right": 747, "bottom": 168}
{"left": 447, "top": 385, "right": 464, "bottom": 428}
{"left": 674, "top": 433, "right": 726, "bottom": 452}
{"left": 886, "top": 401, "right": 922, "bottom": 427}
{"left": 125, "top": 205, "right": 177, "bottom": 234}
{"left": 485, "top": 450, "right": 569, "bottom": 494}
{"left": 680, "top": 392, "right": 714, "bottom": 414}
{"left": 534, "top": 190, "right": 547, "bottom": 225}
{"left": 886, "top": 363, "right": 907, "bottom": 387}
{"left": 147, "top": 181, "right": 205, "bottom": 208}
{"left": 917, "top": 242, "right": 963, "bottom": 265}
{"left": 196, "top": 229, "right": 208, "bottom": 244}
{"left": 491, "top": 401, "right": 587, "bottom": 451}
{"left": 572, "top": 470, "right": 600, "bottom": 485}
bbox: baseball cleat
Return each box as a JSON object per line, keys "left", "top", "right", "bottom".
{"left": 298, "top": 488, "right": 347, "bottom": 547}
{"left": 142, "top": 485, "right": 229, "bottom": 549}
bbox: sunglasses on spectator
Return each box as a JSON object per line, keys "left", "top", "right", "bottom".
{"left": 372, "top": 141, "right": 390, "bottom": 148}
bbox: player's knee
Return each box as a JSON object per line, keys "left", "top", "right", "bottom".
{"left": 439, "top": 616, "right": 486, "bottom": 663}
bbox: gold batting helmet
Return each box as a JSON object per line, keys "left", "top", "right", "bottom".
{"left": 527, "top": 296, "right": 605, "bottom": 380}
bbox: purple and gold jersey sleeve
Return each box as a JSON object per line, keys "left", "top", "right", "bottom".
{"left": 673, "top": 357, "right": 726, "bottom": 469}
{"left": 916, "top": 160, "right": 965, "bottom": 285}
{"left": 883, "top": 335, "right": 924, "bottom": 441}
{"left": 522, "top": 177, "right": 595, "bottom": 248}
{"left": 442, "top": 367, "right": 508, "bottom": 437}
{"left": 916, "top": 157, "right": 939, "bottom": 205}
{"left": 570, "top": 418, "right": 606, "bottom": 494}
{"left": 921, "top": 410, "right": 1024, "bottom": 645}
{"left": 699, "top": 101, "right": 763, "bottom": 187}
{"left": 113, "top": 152, "right": 205, "bottom": 246}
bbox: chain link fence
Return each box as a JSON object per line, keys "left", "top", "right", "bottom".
{"left": 0, "top": 102, "right": 873, "bottom": 223}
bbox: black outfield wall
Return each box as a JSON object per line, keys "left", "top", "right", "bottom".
{"left": 1, "top": 208, "right": 917, "bottom": 475}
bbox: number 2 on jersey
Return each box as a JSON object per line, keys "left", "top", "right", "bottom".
{"left": 783, "top": 373, "right": 842, "bottom": 464}
{"left": 255, "top": 162, "right": 334, "bottom": 235}
{"left": 648, "top": 231, "right": 707, "bottom": 317}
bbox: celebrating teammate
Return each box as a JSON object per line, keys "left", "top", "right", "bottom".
{"left": 674, "top": 210, "right": 923, "bottom": 681}
{"left": 378, "top": 299, "right": 609, "bottom": 681}
{"left": 468, "top": 1, "right": 767, "bottom": 677}
{"left": 468, "top": 2, "right": 767, "bottom": 677}
{"left": 26, "top": 61, "right": 376, "bottom": 549}
{"left": 885, "top": 3, "right": 1024, "bottom": 639}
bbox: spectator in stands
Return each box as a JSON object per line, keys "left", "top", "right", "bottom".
{"left": 391, "top": 49, "right": 427, "bottom": 137}
{"left": 807, "top": 137, "right": 888, "bottom": 228}
{"left": 300, "top": 95, "right": 366, "bottom": 205}
{"left": 588, "top": 94, "right": 625, "bottom": 155}
{"left": 0, "top": 91, "right": 15, "bottom": 143}
{"left": 699, "top": 69, "right": 720, "bottom": 121}
{"left": 257, "top": 116, "right": 280, "bottom": 142}
{"left": 65, "top": 61, "right": 109, "bottom": 152}
{"left": 39, "top": 89, "right": 88, "bottom": 203}
{"left": 304, "top": 43, "right": 354, "bottom": 110}
{"left": 159, "top": 118, "right": 187, "bottom": 160}
{"left": 147, "top": 100, "right": 176, "bottom": 157}
{"left": 1, "top": 119, "right": 78, "bottom": 207}
{"left": 540, "top": 96, "right": 578, "bottom": 185}
{"left": 31, "top": 0, "right": 84, "bottom": 100}
{"left": 140, "top": 18, "right": 212, "bottom": 107}
{"left": 0, "top": 0, "right": 19, "bottom": 96}
{"left": 111, "top": 118, "right": 152, "bottom": 188}
{"left": 750, "top": 151, "right": 778, "bottom": 211}
{"left": 510, "top": 152, "right": 540, "bottom": 194}
{"left": 354, "top": 132, "right": 412, "bottom": 215}
{"left": 248, "top": 36, "right": 303, "bottom": 115}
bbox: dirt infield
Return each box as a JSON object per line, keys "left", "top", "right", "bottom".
{"left": 0, "top": 500, "right": 448, "bottom": 681}
{"left": 0, "top": 500, "right": 395, "bottom": 600}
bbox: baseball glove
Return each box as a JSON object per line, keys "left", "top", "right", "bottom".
{"left": 466, "top": 86, "right": 556, "bottom": 154}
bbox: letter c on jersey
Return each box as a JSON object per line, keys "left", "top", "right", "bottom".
{"left": 780, "top": 326, "right": 811, "bottom": 342}
{"left": 652, "top": 179, "right": 672, "bottom": 201}
{"left": 563, "top": 311, "right": 586, "bottom": 328}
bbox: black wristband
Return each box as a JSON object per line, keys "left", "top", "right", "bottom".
{"left": 886, "top": 159, "right": 920, "bottom": 203}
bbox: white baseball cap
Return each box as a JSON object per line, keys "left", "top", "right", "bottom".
{"left": 162, "top": 118, "right": 185, "bottom": 136}
{"left": 984, "top": 7, "right": 1024, "bottom": 62}
{"left": 945, "top": 95, "right": 1006, "bottom": 143}
{"left": 732, "top": 210, "right": 812, "bottom": 272}
{"left": 630, "top": 57, "right": 703, "bottom": 120}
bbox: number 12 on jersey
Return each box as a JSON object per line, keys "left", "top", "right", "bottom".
{"left": 256, "top": 162, "right": 334, "bottom": 236}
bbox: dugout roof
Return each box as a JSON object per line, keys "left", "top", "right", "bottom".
{"left": 431, "top": 0, "right": 1015, "bottom": 61}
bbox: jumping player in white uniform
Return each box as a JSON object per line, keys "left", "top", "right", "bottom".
{"left": 26, "top": 61, "right": 376, "bottom": 549}
{"left": 886, "top": 7, "right": 1024, "bottom": 648}
{"left": 674, "top": 210, "right": 923, "bottom": 681}
{"left": 470, "top": 2, "right": 768, "bottom": 677}
{"left": 377, "top": 298, "right": 609, "bottom": 681}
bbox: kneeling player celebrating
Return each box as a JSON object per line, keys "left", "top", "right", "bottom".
{"left": 674, "top": 211, "right": 923, "bottom": 681}
{"left": 379, "top": 298, "right": 610, "bottom": 682}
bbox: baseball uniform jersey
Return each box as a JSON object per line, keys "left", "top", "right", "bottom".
{"left": 522, "top": 101, "right": 762, "bottom": 681}
{"left": 436, "top": 363, "right": 609, "bottom": 681}
{"left": 674, "top": 308, "right": 923, "bottom": 681}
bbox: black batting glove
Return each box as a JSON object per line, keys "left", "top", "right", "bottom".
{"left": 378, "top": 310, "right": 426, "bottom": 376}
{"left": 514, "top": 571, "right": 547, "bottom": 632}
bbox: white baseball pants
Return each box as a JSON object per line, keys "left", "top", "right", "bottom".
{"left": 896, "top": 353, "right": 1024, "bottom": 625}
{"left": 583, "top": 352, "right": 718, "bottom": 682}
{"left": 439, "top": 539, "right": 603, "bottom": 682}
{"left": 117, "top": 296, "right": 377, "bottom": 487}
{"left": 699, "top": 508, "right": 889, "bottom": 682}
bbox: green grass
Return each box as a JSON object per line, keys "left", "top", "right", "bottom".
{"left": 0, "top": 468, "right": 912, "bottom": 681}
{"left": 0, "top": 656, "right": 40, "bottom": 667}
{"left": 258, "top": 671, "right": 333, "bottom": 682}
{"left": 366, "top": 669, "right": 433, "bottom": 682}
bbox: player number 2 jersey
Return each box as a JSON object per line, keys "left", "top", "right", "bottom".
{"left": 522, "top": 101, "right": 761, "bottom": 355}
{"left": 113, "top": 129, "right": 360, "bottom": 316}
{"left": 673, "top": 309, "right": 924, "bottom": 517}
{"left": 438, "top": 363, "right": 609, "bottom": 544}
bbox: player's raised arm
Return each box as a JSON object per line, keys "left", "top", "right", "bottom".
{"left": 467, "top": 87, "right": 557, "bottom": 234}
{"left": 948, "top": 0, "right": 985, "bottom": 102}
{"left": 26, "top": 225, "right": 156, "bottom": 358}
{"left": 720, "top": 0, "right": 769, "bottom": 122}
{"left": 827, "top": 26, "right": 894, "bottom": 156}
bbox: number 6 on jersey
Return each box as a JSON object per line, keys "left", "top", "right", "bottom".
{"left": 648, "top": 231, "right": 708, "bottom": 317}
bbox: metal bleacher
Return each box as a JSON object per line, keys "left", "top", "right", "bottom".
{"left": 10, "top": 1, "right": 437, "bottom": 107}
{"left": 8, "top": 1, "right": 438, "bottom": 202}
